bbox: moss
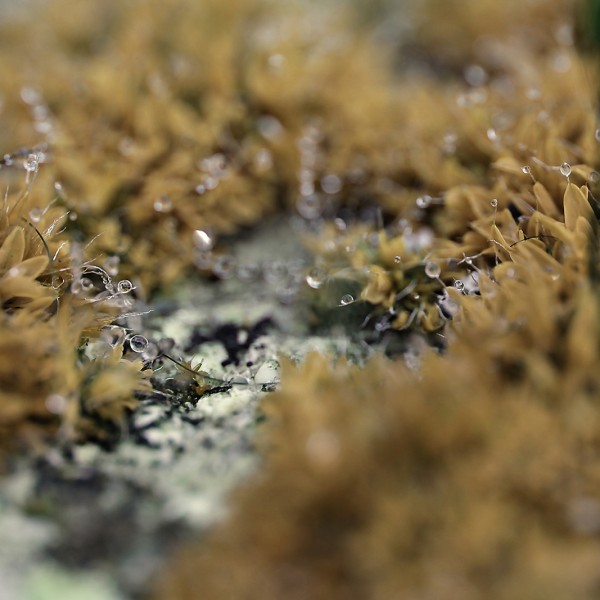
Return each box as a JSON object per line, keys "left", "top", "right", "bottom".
{"left": 1, "top": 0, "right": 600, "bottom": 596}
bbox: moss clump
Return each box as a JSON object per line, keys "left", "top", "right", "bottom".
{"left": 0, "top": 167, "right": 151, "bottom": 463}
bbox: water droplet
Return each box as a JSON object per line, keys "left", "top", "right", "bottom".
{"left": 454, "top": 280, "right": 465, "bottom": 291}
{"left": 560, "top": 162, "right": 571, "bottom": 177}
{"left": 204, "top": 176, "right": 218, "bottom": 190}
{"left": 441, "top": 132, "right": 457, "bottom": 154}
{"left": 300, "top": 181, "right": 315, "bottom": 196}
{"left": 129, "top": 335, "right": 148, "bottom": 353}
{"left": 268, "top": 53, "right": 285, "bottom": 69}
{"left": 198, "top": 153, "right": 226, "bottom": 175}
{"left": 45, "top": 393, "right": 67, "bottom": 415}
{"left": 394, "top": 256, "right": 402, "bottom": 264}
{"left": 589, "top": 171, "right": 600, "bottom": 184}
{"left": 296, "top": 194, "right": 322, "bottom": 220}
{"left": 306, "top": 267, "right": 326, "bottom": 289}
{"left": 464, "top": 64, "right": 488, "bottom": 87}
{"left": 69, "top": 212, "right": 78, "bottom": 221}
{"left": 321, "top": 174, "right": 342, "bottom": 195}
{"left": 416, "top": 195, "right": 432, "bottom": 209}
{"left": 54, "top": 181, "right": 63, "bottom": 193}
{"left": 193, "top": 229, "right": 214, "bottom": 251}
{"left": 28, "top": 207, "right": 43, "bottom": 223}
{"left": 117, "top": 279, "right": 134, "bottom": 294}
{"left": 213, "top": 255, "right": 236, "bottom": 279}
{"left": 24, "top": 153, "right": 39, "bottom": 173}
{"left": 333, "top": 218, "right": 347, "bottom": 231}
{"left": 486, "top": 128, "right": 498, "bottom": 143}
{"left": 80, "top": 277, "right": 94, "bottom": 291}
{"left": 490, "top": 198, "right": 498, "bottom": 208}
{"left": 153, "top": 194, "right": 173, "bottom": 213}
{"left": 254, "top": 148, "right": 273, "bottom": 171}
{"left": 339, "top": 294, "right": 354, "bottom": 306}
{"left": 195, "top": 184, "right": 206, "bottom": 195}
{"left": 104, "top": 256, "right": 120, "bottom": 277}
{"left": 21, "top": 86, "right": 41, "bottom": 105}
{"left": 522, "top": 166, "right": 531, "bottom": 175}
{"left": 425, "top": 262, "right": 441, "bottom": 279}
{"left": 257, "top": 115, "right": 284, "bottom": 140}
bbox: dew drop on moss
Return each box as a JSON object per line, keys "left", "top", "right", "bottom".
{"left": 321, "top": 174, "right": 342, "bottom": 195}
{"left": 425, "top": 262, "right": 441, "bottom": 279}
{"left": 28, "top": 207, "right": 43, "bottom": 222}
{"left": 560, "top": 162, "right": 571, "bottom": 177}
{"left": 296, "top": 194, "right": 322, "bottom": 220}
{"left": 257, "top": 115, "right": 284, "bottom": 140}
{"left": 416, "top": 195, "right": 432, "bottom": 209}
{"left": 129, "top": 335, "right": 148, "bottom": 353}
{"left": 104, "top": 256, "right": 120, "bottom": 277}
{"left": 193, "top": 229, "right": 214, "bottom": 251}
{"left": 305, "top": 267, "right": 326, "bottom": 289}
{"left": 45, "top": 393, "right": 67, "bottom": 415}
{"left": 490, "top": 198, "right": 498, "bottom": 208}
{"left": 339, "top": 294, "right": 354, "bottom": 306}
{"left": 24, "top": 153, "right": 39, "bottom": 173}
{"left": 81, "top": 277, "right": 94, "bottom": 291}
{"left": 117, "top": 279, "right": 134, "bottom": 294}
{"left": 153, "top": 195, "right": 173, "bottom": 213}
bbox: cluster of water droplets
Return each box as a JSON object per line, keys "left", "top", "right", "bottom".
{"left": 296, "top": 124, "right": 324, "bottom": 220}
{"left": 21, "top": 86, "right": 56, "bottom": 140}
{"left": 194, "top": 152, "right": 229, "bottom": 196}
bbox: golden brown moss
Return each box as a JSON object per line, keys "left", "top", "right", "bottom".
{"left": 0, "top": 0, "right": 408, "bottom": 293}
{"left": 0, "top": 164, "right": 151, "bottom": 463}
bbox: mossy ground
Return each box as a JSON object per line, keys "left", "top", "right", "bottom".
{"left": 2, "top": 0, "right": 600, "bottom": 599}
